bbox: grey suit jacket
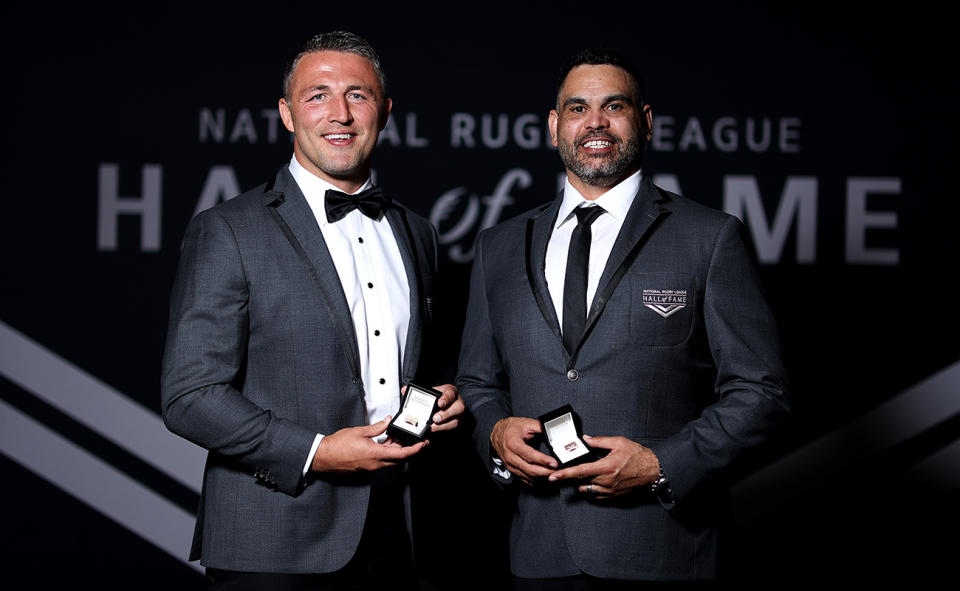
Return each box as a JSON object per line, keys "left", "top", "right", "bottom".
{"left": 161, "top": 166, "right": 438, "bottom": 573}
{"left": 457, "top": 176, "right": 790, "bottom": 581}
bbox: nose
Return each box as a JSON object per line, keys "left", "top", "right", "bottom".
{"left": 585, "top": 108, "right": 609, "bottom": 130}
{"left": 327, "top": 95, "right": 353, "bottom": 125}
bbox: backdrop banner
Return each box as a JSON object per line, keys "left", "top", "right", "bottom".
{"left": 1, "top": 4, "right": 957, "bottom": 587}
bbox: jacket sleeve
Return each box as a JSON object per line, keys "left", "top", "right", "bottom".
{"left": 647, "top": 216, "right": 791, "bottom": 502}
{"left": 160, "top": 209, "right": 316, "bottom": 497}
{"left": 456, "top": 230, "right": 514, "bottom": 483}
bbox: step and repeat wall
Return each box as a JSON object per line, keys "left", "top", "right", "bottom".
{"left": 2, "top": 4, "right": 957, "bottom": 587}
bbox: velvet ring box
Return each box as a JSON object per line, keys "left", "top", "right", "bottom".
{"left": 537, "top": 404, "right": 596, "bottom": 467}
{"left": 387, "top": 382, "right": 442, "bottom": 446}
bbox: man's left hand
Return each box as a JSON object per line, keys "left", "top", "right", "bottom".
{"left": 429, "top": 384, "right": 463, "bottom": 432}
{"left": 547, "top": 435, "right": 660, "bottom": 499}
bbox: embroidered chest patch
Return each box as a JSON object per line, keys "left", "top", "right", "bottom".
{"left": 642, "top": 289, "right": 688, "bottom": 318}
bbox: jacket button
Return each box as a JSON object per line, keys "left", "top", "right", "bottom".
{"left": 566, "top": 369, "right": 579, "bottom": 381}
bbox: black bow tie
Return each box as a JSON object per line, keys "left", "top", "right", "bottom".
{"left": 324, "top": 187, "right": 391, "bottom": 223}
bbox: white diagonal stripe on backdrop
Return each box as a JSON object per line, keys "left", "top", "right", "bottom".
{"left": 906, "top": 438, "right": 960, "bottom": 489}
{"left": 0, "top": 320, "right": 204, "bottom": 493}
{"left": 2, "top": 319, "right": 957, "bottom": 552}
{"left": 732, "top": 359, "right": 960, "bottom": 521}
{"left": 0, "top": 398, "right": 201, "bottom": 572}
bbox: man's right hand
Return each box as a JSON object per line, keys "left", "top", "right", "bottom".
{"left": 490, "top": 417, "right": 558, "bottom": 485}
{"left": 310, "top": 417, "right": 426, "bottom": 473}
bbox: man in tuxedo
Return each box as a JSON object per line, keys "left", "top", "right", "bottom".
{"left": 457, "top": 48, "right": 791, "bottom": 586}
{"left": 161, "top": 31, "right": 462, "bottom": 590}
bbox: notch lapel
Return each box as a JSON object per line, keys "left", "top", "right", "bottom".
{"left": 525, "top": 197, "right": 564, "bottom": 347}
{"left": 576, "top": 177, "right": 668, "bottom": 357}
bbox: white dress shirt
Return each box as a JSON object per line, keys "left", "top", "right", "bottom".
{"left": 490, "top": 170, "right": 642, "bottom": 480}
{"left": 287, "top": 156, "right": 411, "bottom": 472}
{"left": 544, "top": 170, "right": 642, "bottom": 326}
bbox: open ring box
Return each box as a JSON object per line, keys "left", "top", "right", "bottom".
{"left": 387, "top": 382, "right": 442, "bottom": 446}
{"left": 537, "top": 404, "right": 596, "bottom": 467}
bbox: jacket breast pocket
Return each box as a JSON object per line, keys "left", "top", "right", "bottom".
{"left": 630, "top": 272, "right": 696, "bottom": 346}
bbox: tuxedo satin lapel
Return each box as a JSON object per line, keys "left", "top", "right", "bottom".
{"left": 525, "top": 197, "right": 563, "bottom": 345}
{"left": 385, "top": 206, "right": 422, "bottom": 381}
{"left": 264, "top": 169, "right": 362, "bottom": 379}
{"left": 580, "top": 178, "right": 668, "bottom": 350}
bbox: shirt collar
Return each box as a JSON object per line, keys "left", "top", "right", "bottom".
{"left": 555, "top": 169, "right": 643, "bottom": 229}
{"left": 287, "top": 155, "right": 373, "bottom": 227}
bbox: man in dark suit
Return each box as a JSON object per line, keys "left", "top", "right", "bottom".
{"left": 161, "top": 31, "right": 462, "bottom": 590}
{"left": 457, "top": 48, "right": 791, "bottom": 586}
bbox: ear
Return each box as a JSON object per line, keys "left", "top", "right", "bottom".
{"left": 279, "top": 98, "right": 295, "bottom": 133}
{"left": 378, "top": 97, "right": 393, "bottom": 130}
{"left": 548, "top": 109, "right": 559, "bottom": 147}
{"left": 641, "top": 103, "right": 653, "bottom": 142}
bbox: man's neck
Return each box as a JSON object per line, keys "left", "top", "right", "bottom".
{"left": 292, "top": 152, "right": 369, "bottom": 194}
{"left": 565, "top": 167, "right": 640, "bottom": 201}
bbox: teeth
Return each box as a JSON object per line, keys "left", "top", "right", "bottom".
{"left": 325, "top": 133, "right": 352, "bottom": 140}
{"left": 583, "top": 140, "right": 612, "bottom": 148}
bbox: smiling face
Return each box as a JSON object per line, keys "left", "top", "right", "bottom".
{"left": 279, "top": 50, "right": 391, "bottom": 192}
{"left": 549, "top": 64, "right": 653, "bottom": 199}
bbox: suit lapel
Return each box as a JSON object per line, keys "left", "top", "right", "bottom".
{"left": 263, "top": 168, "right": 362, "bottom": 380}
{"left": 525, "top": 197, "right": 564, "bottom": 346}
{"left": 578, "top": 177, "right": 668, "bottom": 353}
{"left": 384, "top": 206, "right": 423, "bottom": 382}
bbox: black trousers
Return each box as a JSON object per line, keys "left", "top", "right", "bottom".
{"left": 207, "top": 468, "right": 416, "bottom": 591}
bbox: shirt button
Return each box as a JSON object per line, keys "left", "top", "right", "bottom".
{"left": 379, "top": 378, "right": 386, "bottom": 385}
{"left": 358, "top": 236, "right": 364, "bottom": 243}
{"left": 566, "top": 369, "right": 579, "bottom": 381}
{"left": 367, "top": 282, "right": 374, "bottom": 288}
{"left": 374, "top": 330, "right": 381, "bottom": 336}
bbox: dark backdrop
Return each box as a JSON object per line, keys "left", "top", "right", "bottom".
{"left": 2, "top": 2, "right": 957, "bottom": 587}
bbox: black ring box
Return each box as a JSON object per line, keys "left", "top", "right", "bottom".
{"left": 387, "top": 382, "right": 442, "bottom": 446}
{"left": 537, "top": 404, "right": 597, "bottom": 467}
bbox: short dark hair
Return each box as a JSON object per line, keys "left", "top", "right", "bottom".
{"left": 282, "top": 31, "right": 388, "bottom": 100}
{"left": 556, "top": 48, "right": 646, "bottom": 108}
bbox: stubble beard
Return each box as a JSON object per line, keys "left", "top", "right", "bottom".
{"left": 558, "top": 132, "right": 644, "bottom": 188}
{"left": 303, "top": 135, "right": 369, "bottom": 182}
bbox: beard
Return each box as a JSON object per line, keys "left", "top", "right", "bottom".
{"left": 557, "top": 131, "right": 644, "bottom": 187}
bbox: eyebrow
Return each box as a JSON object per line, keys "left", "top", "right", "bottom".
{"left": 344, "top": 84, "right": 375, "bottom": 95}
{"left": 562, "top": 94, "right": 635, "bottom": 109}
{"left": 301, "top": 84, "right": 375, "bottom": 97}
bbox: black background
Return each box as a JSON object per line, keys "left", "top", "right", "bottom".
{"left": 1, "top": 2, "right": 957, "bottom": 587}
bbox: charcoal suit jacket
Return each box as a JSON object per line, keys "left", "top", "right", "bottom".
{"left": 161, "top": 166, "right": 438, "bottom": 573}
{"left": 457, "top": 176, "right": 790, "bottom": 581}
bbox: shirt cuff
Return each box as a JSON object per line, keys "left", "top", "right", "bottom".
{"left": 303, "top": 433, "right": 324, "bottom": 476}
{"left": 491, "top": 455, "right": 512, "bottom": 481}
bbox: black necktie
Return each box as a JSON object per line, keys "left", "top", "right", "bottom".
{"left": 562, "top": 205, "right": 605, "bottom": 356}
{"left": 324, "top": 186, "right": 390, "bottom": 223}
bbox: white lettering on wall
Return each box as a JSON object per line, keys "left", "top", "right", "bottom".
{"left": 194, "top": 166, "right": 242, "bottom": 218}
{"left": 450, "top": 113, "right": 476, "bottom": 148}
{"left": 450, "top": 113, "right": 553, "bottom": 150}
{"left": 431, "top": 169, "right": 532, "bottom": 263}
{"left": 198, "top": 108, "right": 287, "bottom": 144}
{"left": 97, "top": 164, "right": 162, "bottom": 251}
{"left": 651, "top": 116, "right": 801, "bottom": 153}
{"left": 846, "top": 177, "right": 900, "bottom": 265}
{"left": 723, "top": 176, "right": 818, "bottom": 264}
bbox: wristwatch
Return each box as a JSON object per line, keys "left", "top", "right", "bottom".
{"left": 649, "top": 466, "right": 670, "bottom": 497}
